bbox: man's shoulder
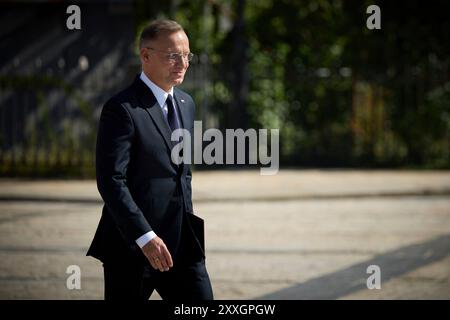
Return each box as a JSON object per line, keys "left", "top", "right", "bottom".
{"left": 105, "top": 81, "right": 139, "bottom": 108}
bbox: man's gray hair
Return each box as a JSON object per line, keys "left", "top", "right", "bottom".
{"left": 139, "top": 19, "right": 185, "bottom": 49}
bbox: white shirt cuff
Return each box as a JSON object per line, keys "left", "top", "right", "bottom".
{"left": 135, "top": 231, "right": 157, "bottom": 248}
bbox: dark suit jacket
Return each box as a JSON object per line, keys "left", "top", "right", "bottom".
{"left": 87, "top": 75, "right": 199, "bottom": 266}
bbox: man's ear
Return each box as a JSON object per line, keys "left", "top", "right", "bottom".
{"left": 140, "top": 48, "right": 150, "bottom": 63}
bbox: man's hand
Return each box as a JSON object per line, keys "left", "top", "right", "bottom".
{"left": 141, "top": 236, "right": 173, "bottom": 272}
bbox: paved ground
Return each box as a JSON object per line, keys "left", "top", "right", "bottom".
{"left": 0, "top": 169, "right": 449, "bottom": 299}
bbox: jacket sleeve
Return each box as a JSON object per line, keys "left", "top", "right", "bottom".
{"left": 95, "top": 100, "right": 152, "bottom": 243}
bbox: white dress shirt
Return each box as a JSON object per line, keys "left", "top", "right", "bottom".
{"left": 140, "top": 71, "right": 174, "bottom": 119}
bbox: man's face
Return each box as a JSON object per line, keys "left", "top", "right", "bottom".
{"left": 141, "top": 30, "right": 191, "bottom": 92}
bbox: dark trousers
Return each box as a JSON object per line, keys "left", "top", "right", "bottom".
{"left": 103, "top": 207, "right": 213, "bottom": 301}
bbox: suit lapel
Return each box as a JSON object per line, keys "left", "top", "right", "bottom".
{"left": 134, "top": 76, "right": 175, "bottom": 151}
{"left": 173, "top": 89, "right": 192, "bottom": 174}
{"left": 173, "top": 90, "right": 189, "bottom": 130}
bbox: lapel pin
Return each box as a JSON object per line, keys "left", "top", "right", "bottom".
{"left": 180, "top": 99, "right": 185, "bottom": 103}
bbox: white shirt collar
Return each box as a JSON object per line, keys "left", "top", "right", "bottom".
{"left": 140, "top": 71, "right": 174, "bottom": 108}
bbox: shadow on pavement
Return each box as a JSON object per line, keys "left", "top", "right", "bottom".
{"left": 255, "top": 234, "right": 450, "bottom": 299}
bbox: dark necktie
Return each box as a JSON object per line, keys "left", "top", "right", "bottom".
{"left": 166, "top": 95, "right": 183, "bottom": 168}
{"left": 166, "top": 95, "right": 179, "bottom": 132}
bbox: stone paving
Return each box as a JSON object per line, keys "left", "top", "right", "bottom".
{"left": 0, "top": 170, "right": 449, "bottom": 299}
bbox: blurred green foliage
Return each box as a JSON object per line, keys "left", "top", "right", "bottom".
{"left": 166, "top": 0, "right": 449, "bottom": 168}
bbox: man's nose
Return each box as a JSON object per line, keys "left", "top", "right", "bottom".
{"left": 175, "top": 55, "right": 189, "bottom": 68}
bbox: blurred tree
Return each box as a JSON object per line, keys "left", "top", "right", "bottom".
{"left": 134, "top": 0, "right": 450, "bottom": 168}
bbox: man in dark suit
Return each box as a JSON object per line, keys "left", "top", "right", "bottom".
{"left": 87, "top": 19, "right": 213, "bottom": 300}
